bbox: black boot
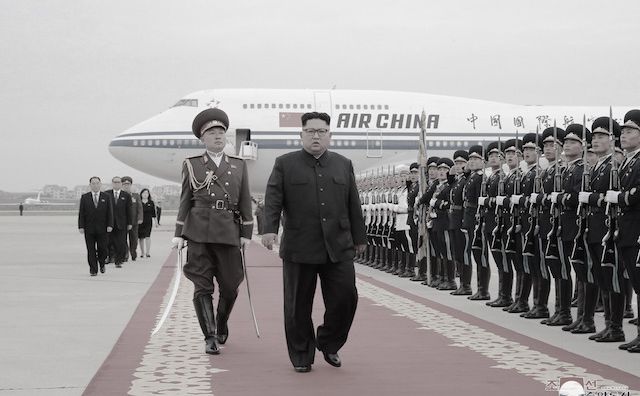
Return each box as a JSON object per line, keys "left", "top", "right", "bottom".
{"left": 216, "top": 296, "right": 236, "bottom": 345}
{"left": 509, "top": 273, "right": 531, "bottom": 314}
{"left": 487, "top": 265, "right": 504, "bottom": 306}
{"left": 504, "top": 271, "right": 522, "bottom": 312}
{"left": 542, "top": 277, "right": 561, "bottom": 324}
{"left": 624, "top": 281, "right": 635, "bottom": 318}
{"left": 411, "top": 257, "right": 427, "bottom": 281}
{"left": 571, "top": 283, "right": 597, "bottom": 334}
{"left": 547, "top": 278, "right": 573, "bottom": 326}
{"left": 563, "top": 281, "right": 585, "bottom": 331}
{"left": 438, "top": 259, "right": 457, "bottom": 290}
{"left": 594, "top": 290, "right": 604, "bottom": 313}
{"left": 400, "top": 251, "right": 415, "bottom": 278}
{"left": 524, "top": 276, "right": 550, "bottom": 319}
{"left": 620, "top": 324, "right": 640, "bottom": 350}
{"left": 470, "top": 262, "right": 491, "bottom": 300}
{"left": 451, "top": 262, "right": 473, "bottom": 295}
{"left": 193, "top": 294, "right": 220, "bottom": 355}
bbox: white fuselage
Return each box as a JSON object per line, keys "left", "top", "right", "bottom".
{"left": 109, "top": 88, "right": 638, "bottom": 194}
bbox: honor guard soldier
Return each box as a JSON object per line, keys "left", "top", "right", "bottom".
{"left": 531, "top": 127, "right": 567, "bottom": 325}
{"left": 407, "top": 163, "right": 424, "bottom": 281}
{"left": 393, "top": 165, "right": 416, "bottom": 278}
{"left": 449, "top": 150, "right": 472, "bottom": 295}
{"left": 465, "top": 145, "right": 491, "bottom": 300}
{"left": 605, "top": 110, "right": 640, "bottom": 352}
{"left": 577, "top": 116, "right": 625, "bottom": 341}
{"left": 517, "top": 132, "right": 550, "bottom": 319}
{"left": 173, "top": 108, "right": 253, "bottom": 355}
{"left": 417, "top": 157, "right": 441, "bottom": 286}
{"left": 482, "top": 141, "right": 513, "bottom": 308}
{"left": 430, "top": 158, "right": 456, "bottom": 290}
{"left": 497, "top": 138, "right": 527, "bottom": 314}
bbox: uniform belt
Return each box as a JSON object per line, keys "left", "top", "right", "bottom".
{"left": 193, "top": 200, "right": 232, "bottom": 210}
{"left": 463, "top": 202, "right": 478, "bottom": 209}
{"left": 449, "top": 205, "right": 463, "bottom": 210}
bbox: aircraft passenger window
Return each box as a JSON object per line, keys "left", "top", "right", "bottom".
{"left": 335, "top": 105, "right": 340, "bottom": 110}
{"left": 349, "top": 105, "right": 354, "bottom": 109}
{"left": 300, "top": 104, "right": 305, "bottom": 109}
{"left": 162, "top": 140, "right": 167, "bottom": 146}
{"left": 140, "top": 140, "right": 145, "bottom": 146}
{"left": 377, "top": 105, "right": 382, "bottom": 110}
{"left": 172, "top": 99, "right": 199, "bottom": 107}
{"left": 286, "top": 104, "right": 290, "bottom": 109}
{"left": 342, "top": 105, "right": 347, "bottom": 109}
{"left": 272, "top": 104, "right": 276, "bottom": 108}
{"left": 155, "top": 140, "right": 161, "bottom": 146}
{"left": 257, "top": 104, "right": 262, "bottom": 109}
{"left": 384, "top": 105, "right": 389, "bottom": 110}
{"left": 356, "top": 105, "right": 361, "bottom": 110}
{"left": 250, "top": 104, "right": 255, "bottom": 109}
{"left": 293, "top": 104, "right": 297, "bottom": 109}
{"left": 279, "top": 104, "right": 283, "bottom": 109}
{"left": 265, "top": 104, "right": 269, "bottom": 108}
{"left": 133, "top": 140, "right": 138, "bottom": 146}
{"left": 307, "top": 104, "right": 312, "bottom": 109}
{"left": 363, "top": 105, "right": 368, "bottom": 109}
{"left": 147, "top": 140, "right": 153, "bottom": 146}
{"left": 243, "top": 104, "right": 247, "bottom": 109}
{"left": 370, "top": 104, "right": 375, "bottom": 109}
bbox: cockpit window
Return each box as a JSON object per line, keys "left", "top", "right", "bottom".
{"left": 172, "top": 99, "right": 198, "bottom": 107}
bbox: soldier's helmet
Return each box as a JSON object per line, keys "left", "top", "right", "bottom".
{"left": 541, "top": 127, "right": 567, "bottom": 145}
{"left": 564, "top": 124, "right": 591, "bottom": 144}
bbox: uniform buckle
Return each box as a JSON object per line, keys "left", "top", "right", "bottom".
{"left": 215, "top": 200, "right": 226, "bottom": 209}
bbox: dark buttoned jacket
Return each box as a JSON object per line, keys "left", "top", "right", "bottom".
{"left": 482, "top": 169, "right": 502, "bottom": 234}
{"left": 175, "top": 152, "right": 253, "bottom": 245}
{"left": 615, "top": 150, "right": 640, "bottom": 247}
{"left": 462, "top": 170, "right": 482, "bottom": 230}
{"left": 518, "top": 164, "right": 538, "bottom": 234}
{"left": 558, "top": 159, "right": 583, "bottom": 242}
{"left": 585, "top": 155, "right": 611, "bottom": 243}
{"left": 407, "top": 181, "right": 419, "bottom": 227}
{"left": 535, "top": 163, "right": 561, "bottom": 240}
{"left": 78, "top": 191, "right": 113, "bottom": 234}
{"left": 105, "top": 189, "right": 132, "bottom": 230}
{"left": 263, "top": 149, "right": 366, "bottom": 264}
{"left": 432, "top": 180, "right": 451, "bottom": 232}
{"left": 501, "top": 169, "right": 519, "bottom": 232}
{"left": 447, "top": 173, "right": 466, "bottom": 230}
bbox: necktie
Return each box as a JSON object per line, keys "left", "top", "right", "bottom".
{"left": 115, "top": 191, "right": 119, "bottom": 202}
{"left": 93, "top": 193, "right": 98, "bottom": 208}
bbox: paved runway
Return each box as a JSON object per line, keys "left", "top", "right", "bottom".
{"left": 0, "top": 214, "right": 638, "bottom": 395}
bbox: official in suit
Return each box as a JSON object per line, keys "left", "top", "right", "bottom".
{"left": 172, "top": 108, "right": 253, "bottom": 356}
{"left": 262, "top": 112, "right": 367, "bottom": 373}
{"left": 122, "top": 176, "right": 143, "bottom": 261}
{"left": 78, "top": 177, "right": 113, "bottom": 275}
{"left": 106, "top": 176, "right": 133, "bottom": 268}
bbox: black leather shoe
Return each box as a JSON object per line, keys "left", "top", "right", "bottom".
{"left": 629, "top": 318, "right": 638, "bottom": 325}
{"left": 562, "top": 318, "right": 583, "bottom": 332}
{"left": 217, "top": 322, "right": 228, "bottom": 345}
{"left": 323, "top": 351, "right": 341, "bottom": 367}
{"left": 205, "top": 336, "right": 220, "bottom": 355}
{"left": 618, "top": 335, "right": 640, "bottom": 350}
{"left": 546, "top": 313, "right": 572, "bottom": 326}
{"left": 502, "top": 301, "right": 518, "bottom": 311}
{"left": 596, "top": 329, "right": 625, "bottom": 343}
{"left": 99, "top": 265, "right": 105, "bottom": 273}
{"left": 410, "top": 275, "right": 426, "bottom": 282}
{"left": 294, "top": 365, "right": 312, "bottom": 373}
{"left": 623, "top": 309, "right": 634, "bottom": 318}
{"left": 450, "top": 286, "right": 473, "bottom": 296}
{"left": 589, "top": 326, "right": 610, "bottom": 341}
{"left": 541, "top": 312, "right": 559, "bottom": 325}
{"left": 489, "top": 298, "right": 513, "bottom": 308}
{"left": 571, "top": 322, "right": 596, "bottom": 334}
{"left": 507, "top": 303, "right": 529, "bottom": 314}
{"left": 468, "top": 293, "right": 491, "bottom": 301}
{"left": 628, "top": 343, "right": 640, "bottom": 353}
{"left": 115, "top": 263, "right": 122, "bottom": 268}
{"left": 90, "top": 272, "right": 97, "bottom": 276}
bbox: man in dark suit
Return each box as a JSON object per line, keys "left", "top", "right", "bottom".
{"left": 262, "top": 112, "right": 367, "bottom": 373}
{"left": 106, "top": 176, "right": 133, "bottom": 268}
{"left": 122, "top": 176, "right": 143, "bottom": 261}
{"left": 78, "top": 177, "right": 113, "bottom": 275}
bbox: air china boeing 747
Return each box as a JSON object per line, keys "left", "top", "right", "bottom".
{"left": 109, "top": 89, "right": 638, "bottom": 194}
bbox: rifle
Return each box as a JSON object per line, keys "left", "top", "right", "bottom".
{"left": 570, "top": 116, "right": 591, "bottom": 265}
{"left": 490, "top": 137, "right": 505, "bottom": 251}
{"left": 545, "top": 121, "right": 563, "bottom": 260}
{"left": 523, "top": 127, "right": 541, "bottom": 256}
{"left": 505, "top": 130, "right": 521, "bottom": 254}
{"left": 601, "top": 108, "right": 619, "bottom": 271}
{"left": 471, "top": 145, "right": 487, "bottom": 252}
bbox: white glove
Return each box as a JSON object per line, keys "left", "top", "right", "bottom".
{"left": 478, "top": 197, "right": 485, "bottom": 206}
{"left": 605, "top": 190, "right": 620, "bottom": 204}
{"left": 429, "top": 198, "right": 437, "bottom": 207}
{"left": 578, "top": 191, "right": 590, "bottom": 204}
{"left": 550, "top": 192, "right": 560, "bottom": 204}
{"left": 172, "top": 237, "right": 185, "bottom": 250}
{"left": 496, "top": 196, "right": 506, "bottom": 206}
{"left": 529, "top": 193, "right": 539, "bottom": 204}
{"left": 510, "top": 195, "right": 522, "bottom": 206}
{"left": 241, "top": 237, "right": 251, "bottom": 247}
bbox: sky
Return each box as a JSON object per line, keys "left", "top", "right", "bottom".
{"left": 1, "top": 0, "right": 639, "bottom": 191}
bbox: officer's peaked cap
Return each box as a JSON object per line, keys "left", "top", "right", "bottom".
{"left": 192, "top": 108, "right": 229, "bottom": 138}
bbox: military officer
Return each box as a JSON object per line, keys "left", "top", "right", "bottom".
{"left": 449, "top": 150, "right": 472, "bottom": 295}
{"left": 430, "top": 157, "right": 456, "bottom": 290}
{"left": 465, "top": 145, "right": 491, "bottom": 300}
{"left": 417, "top": 157, "right": 441, "bottom": 286}
{"left": 407, "top": 162, "right": 424, "bottom": 281}
{"left": 605, "top": 109, "right": 640, "bottom": 352}
{"left": 172, "top": 108, "right": 253, "bottom": 355}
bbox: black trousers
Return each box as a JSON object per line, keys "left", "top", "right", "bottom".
{"left": 184, "top": 242, "right": 244, "bottom": 300}
{"left": 619, "top": 245, "right": 640, "bottom": 293}
{"left": 283, "top": 259, "right": 358, "bottom": 367}
{"left": 84, "top": 231, "right": 108, "bottom": 274}
{"left": 109, "top": 228, "right": 128, "bottom": 265}
{"left": 127, "top": 224, "right": 139, "bottom": 259}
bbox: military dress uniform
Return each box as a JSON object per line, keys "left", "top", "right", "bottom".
{"left": 465, "top": 145, "right": 490, "bottom": 300}
{"left": 449, "top": 150, "right": 472, "bottom": 295}
{"left": 407, "top": 163, "right": 423, "bottom": 281}
{"left": 417, "top": 158, "right": 440, "bottom": 286}
{"left": 431, "top": 158, "right": 456, "bottom": 290}
{"left": 175, "top": 108, "right": 253, "bottom": 354}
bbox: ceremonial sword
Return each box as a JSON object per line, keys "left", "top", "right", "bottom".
{"left": 241, "top": 244, "right": 261, "bottom": 338}
{"left": 151, "top": 244, "right": 185, "bottom": 336}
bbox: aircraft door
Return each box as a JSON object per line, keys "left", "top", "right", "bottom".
{"left": 313, "top": 92, "right": 332, "bottom": 114}
{"left": 366, "top": 129, "right": 383, "bottom": 158}
{"left": 235, "top": 128, "right": 251, "bottom": 151}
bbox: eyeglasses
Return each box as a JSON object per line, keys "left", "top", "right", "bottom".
{"left": 302, "top": 129, "right": 329, "bottom": 137}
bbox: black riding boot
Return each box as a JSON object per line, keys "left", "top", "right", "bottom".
{"left": 411, "top": 256, "right": 427, "bottom": 281}
{"left": 216, "top": 296, "right": 235, "bottom": 344}
{"left": 193, "top": 294, "right": 220, "bottom": 355}
{"left": 563, "top": 281, "right": 585, "bottom": 331}
{"left": 548, "top": 278, "right": 573, "bottom": 326}
{"left": 451, "top": 262, "right": 472, "bottom": 295}
{"left": 599, "top": 291, "right": 626, "bottom": 342}
{"left": 571, "top": 283, "right": 597, "bottom": 334}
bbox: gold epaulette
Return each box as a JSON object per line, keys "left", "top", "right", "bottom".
{"left": 226, "top": 153, "right": 244, "bottom": 161}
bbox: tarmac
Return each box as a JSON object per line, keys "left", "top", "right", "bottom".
{"left": 0, "top": 214, "right": 638, "bottom": 395}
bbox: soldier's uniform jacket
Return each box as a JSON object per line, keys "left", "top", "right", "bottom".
{"left": 462, "top": 170, "right": 482, "bottom": 230}
{"left": 501, "top": 167, "right": 519, "bottom": 233}
{"left": 418, "top": 179, "right": 439, "bottom": 229}
{"left": 559, "top": 158, "right": 583, "bottom": 242}
{"left": 447, "top": 172, "right": 467, "bottom": 230}
{"left": 518, "top": 164, "right": 538, "bottom": 235}
{"left": 615, "top": 149, "right": 640, "bottom": 247}
{"left": 407, "top": 181, "right": 420, "bottom": 227}
{"left": 432, "top": 181, "right": 451, "bottom": 232}
{"left": 535, "top": 162, "right": 561, "bottom": 240}
{"left": 585, "top": 155, "right": 611, "bottom": 244}
{"left": 395, "top": 185, "right": 410, "bottom": 232}
{"left": 175, "top": 152, "right": 253, "bottom": 246}
{"left": 482, "top": 169, "right": 502, "bottom": 235}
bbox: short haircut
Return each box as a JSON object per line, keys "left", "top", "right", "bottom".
{"left": 89, "top": 176, "right": 101, "bottom": 183}
{"left": 301, "top": 112, "right": 330, "bottom": 127}
{"left": 112, "top": 176, "right": 121, "bottom": 183}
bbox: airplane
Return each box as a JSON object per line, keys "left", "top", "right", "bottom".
{"left": 108, "top": 88, "right": 639, "bottom": 194}
{"left": 0, "top": 192, "right": 75, "bottom": 206}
